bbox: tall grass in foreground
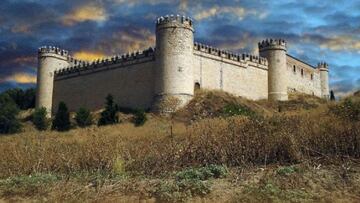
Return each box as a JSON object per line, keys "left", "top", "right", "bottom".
{"left": 0, "top": 96, "right": 359, "bottom": 178}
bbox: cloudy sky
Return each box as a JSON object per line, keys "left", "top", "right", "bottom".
{"left": 0, "top": 0, "right": 359, "bottom": 96}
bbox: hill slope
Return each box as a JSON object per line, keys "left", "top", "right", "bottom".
{"left": 0, "top": 90, "right": 359, "bottom": 202}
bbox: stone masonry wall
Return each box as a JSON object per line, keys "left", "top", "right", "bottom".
{"left": 193, "top": 43, "right": 268, "bottom": 100}
{"left": 49, "top": 46, "right": 323, "bottom": 114}
{"left": 52, "top": 50, "right": 155, "bottom": 113}
{"left": 286, "top": 55, "right": 322, "bottom": 97}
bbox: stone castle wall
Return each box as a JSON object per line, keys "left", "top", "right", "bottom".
{"left": 286, "top": 55, "right": 322, "bottom": 97}
{"left": 193, "top": 43, "right": 268, "bottom": 100}
{"left": 51, "top": 44, "right": 270, "bottom": 112}
{"left": 50, "top": 46, "right": 324, "bottom": 113}
{"left": 52, "top": 49, "right": 155, "bottom": 112}
{"left": 36, "top": 15, "right": 329, "bottom": 115}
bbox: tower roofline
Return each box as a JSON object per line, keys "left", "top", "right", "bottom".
{"left": 155, "top": 14, "right": 194, "bottom": 32}
{"left": 38, "top": 46, "right": 69, "bottom": 57}
{"left": 258, "top": 39, "right": 287, "bottom": 51}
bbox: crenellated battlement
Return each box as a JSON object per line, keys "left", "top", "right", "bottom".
{"left": 156, "top": 14, "right": 193, "bottom": 27}
{"left": 66, "top": 56, "right": 86, "bottom": 67}
{"left": 194, "top": 42, "right": 268, "bottom": 65}
{"left": 258, "top": 39, "right": 287, "bottom": 51}
{"left": 38, "top": 46, "right": 69, "bottom": 57}
{"left": 317, "top": 62, "right": 329, "bottom": 70}
{"left": 54, "top": 47, "right": 155, "bottom": 77}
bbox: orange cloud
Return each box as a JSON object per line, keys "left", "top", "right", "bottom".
{"left": 194, "top": 5, "right": 265, "bottom": 21}
{"left": 97, "top": 28, "right": 155, "bottom": 54}
{"left": 73, "top": 51, "right": 107, "bottom": 61}
{"left": 62, "top": 4, "right": 107, "bottom": 26}
{"left": 2, "top": 73, "right": 37, "bottom": 84}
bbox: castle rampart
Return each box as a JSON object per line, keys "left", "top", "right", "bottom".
{"left": 259, "top": 39, "right": 288, "bottom": 101}
{"left": 153, "top": 15, "right": 195, "bottom": 112}
{"left": 36, "top": 15, "right": 330, "bottom": 115}
{"left": 36, "top": 46, "right": 70, "bottom": 116}
{"left": 318, "top": 62, "right": 330, "bottom": 99}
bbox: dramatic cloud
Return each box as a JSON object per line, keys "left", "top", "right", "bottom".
{"left": 0, "top": 73, "right": 36, "bottom": 84}
{"left": 194, "top": 6, "right": 265, "bottom": 21}
{"left": 319, "top": 35, "right": 360, "bottom": 52}
{"left": 96, "top": 27, "right": 155, "bottom": 54}
{"left": 73, "top": 51, "right": 107, "bottom": 61}
{"left": 62, "top": 4, "right": 108, "bottom": 26}
{"left": 0, "top": 0, "right": 359, "bottom": 97}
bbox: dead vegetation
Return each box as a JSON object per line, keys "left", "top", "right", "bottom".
{"left": 0, "top": 90, "right": 360, "bottom": 202}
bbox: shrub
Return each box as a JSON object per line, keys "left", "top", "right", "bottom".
{"left": 2, "top": 88, "right": 35, "bottom": 110}
{"left": 32, "top": 107, "right": 49, "bottom": 131}
{"left": 75, "top": 107, "right": 93, "bottom": 127}
{"left": 133, "top": 109, "right": 147, "bottom": 126}
{"left": 98, "top": 94, "right": 119, "bottom": 126}
{"left": 52, "top": 102, "right": 71, "bottom": 131}
{"left": 0, "top": 94, "right": 21, "bottom": 134}
{"left": 330, "top": 98, "right": 360, "bottom": 121}
{"left": 155, "top": 178, "right": 211, "bottom": 202}
{"left": 155, "top": 165, "right": 225, "bottom": 201}
{"left": 175, "top": 165, "right": 228, "bottom": 181}
{"left": 276, "top": 166, "right": 298, "bottom": 176}
{"left": 330, "top": 90, "right": 335, "bottom": 101}
{"left": 222, "top": 103, "right": 255, "bottom": 117}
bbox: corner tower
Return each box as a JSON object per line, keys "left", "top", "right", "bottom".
{"left": 36, "top": 46, "right": 69, "bottom": 116}
{"left": 153, "top": 15, "right": 195, "bottom": 112}
{"left": 259, "top": 39, "right": 288, "bottom": 101}
{"left": 318, "top": 62, "right": 330, "bottom": 99}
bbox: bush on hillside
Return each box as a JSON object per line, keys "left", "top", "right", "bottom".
{"left": 222, "top": 103, "right": 255, "bottom": 117}
{"left": 330, "top": 98, "right": 360, "bottom": 121}
{"left": 3, "top": 88, "right": 36, "bottom": 110}
{"left": 330, "top": 90, "right": 336, "bottom": 101}
{"left": 75, "top": 107, "right": 93, "bottom": 127}
{"left": 133, "top": 109, "right": 147, "bottom": 126}
{"left": 175, "top": 165, "right": 228, "bottom": 181}
{"left": 52, "top": 102, "right": 71, "bottom": 131}
{"left": 32, "top": 107, "right": 49, "bottom": 131}
{"left": 98, "top": 94, "right": 119, "bottom": 126}
{"left": 0, "top": 94, "right": 21, "bottom": 134}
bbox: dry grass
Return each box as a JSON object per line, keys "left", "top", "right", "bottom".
{"left": 0, "top": 90, "right": 360, "bottom": 202}
{"left": 1, "top": 90, "right": 359, "bottom": 177}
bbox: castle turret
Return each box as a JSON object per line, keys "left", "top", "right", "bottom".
{"left": 36, "top": 46, "right": 70, "bottom": 116}
{"left": 259, "top": 39, "right": 288, "bottom": 101}
{"left": 318, "top": 62, "right": 330, "bottom": 99}
{"left": 153, "top": 15, "right": 195, "bottom": 112}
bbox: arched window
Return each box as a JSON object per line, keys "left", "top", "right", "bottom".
{"left": 194, "top": 82, "right": 201, "bottom": 91}
{"left": 293, "top": 65, "right": 296, "bottom": 73}
{"left": 301, "top": 69, "right": 304, "bottom": 77}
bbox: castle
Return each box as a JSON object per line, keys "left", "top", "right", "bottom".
{"left": 36, "top": 15, "right": 330, "bottom": 115}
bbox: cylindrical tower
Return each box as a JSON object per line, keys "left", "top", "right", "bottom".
{"left": 36, "top": 46, "right": 69, "bottom": 116}
{"left": 153, "top": 15, "right": 195, "bottom": 112}
{"left": 318, "top": 62, "right": 330, "bottom": 99}
{"left": 259, "top": 39, "right": 288, "bottom": 101}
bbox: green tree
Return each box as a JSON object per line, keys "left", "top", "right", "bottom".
{"left": 330, "top": 90, "right": 336, "bottom": 101}
{"left": 32, "top": 107, "right": 49, "bottom": 131}
{"left": 2, "top": 88, "right": 35, "bottom": 110}
{"left": 98, "top": 94, "right": 119, "bottom": 126}
{"left": 23, "top": 88, "right": 36, "bottom": 109}
{"left": 52, "top": 102, "right": 71, "bottom": 131}
{"left": 75, "top": 107, "right": 93, "bottom": 127}
{"left": 133, "top": 109, "right": 147, "bottom": 126}
{"left": 0, "top": 94, "right": 21, "bottom": 134}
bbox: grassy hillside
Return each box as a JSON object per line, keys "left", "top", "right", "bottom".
{"left": 0, "top": 90, "right": 360, "bottom": 202}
